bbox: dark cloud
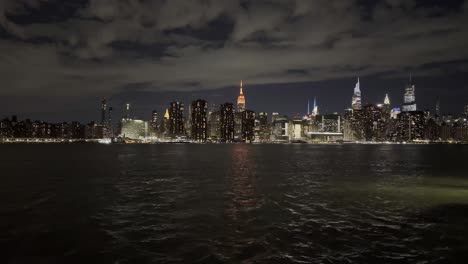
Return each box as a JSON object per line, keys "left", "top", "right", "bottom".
{"left": 0, "top": 0, "right": 467, "bottom": 120}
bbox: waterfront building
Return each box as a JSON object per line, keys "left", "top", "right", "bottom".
{"left": 352, "top": 78, "right": 362, "bottom": 110}
{"left": 220, "top": 103, "right": 235, "bottom": 142}
{"left": 207, "top": 104, "right": 220, "bottom": 141}
{"left": 255, "top": 112, "right": 270, "bottom": 142}
{"left": 396, "top": 111, "right": 425, "bottom": 141}
{"left": 120, "top": 118, "right": 149, "bottom": 139}
{"left": 169, "top": 101, "right": 185, "bottom": 137}
{"left": 271, "top": 115, "right": 289, "bottom": 142}
{"left": 361, "top": 104, "right": 387, "bottom": 141}
{"left": 241, "top": 110, "right": 255, "bottom": 142}
{"left": 289, "top": 118, "right": 304, "bottom": 141}
{"left": 85, "top": 121, "right": 104, "bottom": 139}
{"left": 191, "top": 99, "right": 208, "bottom": 142}
{"left": 343, "top": 108, "right": 354, "bottom": 141}
{"left": 237, "top": 80, "right": 246, "bottom": 112}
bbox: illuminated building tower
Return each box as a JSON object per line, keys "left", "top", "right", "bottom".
{"left": 107, "top": 107, "right": 114, "bottom": 137}
{"left": 169, "top": 102, "right": 185, "bottom": 137}
{"left": 397, "top": 111, "right": 425, "bottom": 141}
{"left": 343, "top": 108, "right": 354, "bottom": 141}
{"left": 161, "top": 108, "right": 170, "bottom": 137}
{"left": 242, "top": 110, "right": 255, "bottom": 142}
{"left": 255, "top": 112, "right": 269, "bottom": 142}
{"left": 150, "top": 110, "right": 158, "bottom": 136}
{"left": 352, "top": 78, "right": 362, "bottom": 110}
{"left": 101, "top": 98, "right": 107, "bottom": 125}
{"left": 382, "top": 93, "right": 391, "bottom": 114}
{"left": 465, "top": 105, "right": 468, "bottom": 118}
{"left": 208, "top": 103, "right": 220, "bottom": 141}
{"left": 220, "top": 103, "right": 235, "bottom": 142}
{"left": 191, "top": 99, "right": 208, "bottom": 142}
{"left": 312, "top": 97, "right": 319, "bottom": 116}
{"left": 237, "top": 80, "right": 246, "bottom": 112}
{"left": 402, "top": 75, "right": 416, "bottom": 112}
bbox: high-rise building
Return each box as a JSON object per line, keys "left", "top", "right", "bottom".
{"left": 237, "top": 80, "right": 246, "bottom": 112}
{"left": 220, "top": 103, "right": 235, "bottom": 142}
{"left": 104, "top": 106, "right": 114, "bottom": 138}
{"left": 402, "top": 75, "right": 416, "bottom": 112}
{"left": 343, "top": 108, "right": 354, "bottom": 141}
{"left": 150, "top": 110, "right": 158, "bottom": 136}
{"left": 312, "top": 97, "right": 319, "bottom": 116}
{"left": 241, "top": 110, "right": 255, "bottom": 142}
{"left": 464, "top": 105, "right": 468, "bottom": 118}
{"left": 207, "top": 104, "right": 220, "bottom": 141}
{"left": 435, "top": 98, "right": 441, "bottom": 120}
{"left": 382, "top": 94, "right": 391, "bottom": 114}
{"left": 352, "top": 78, "right": 362, "bottom": 110}
{"left": 161, "top": 108, "right": 170, "bottom": 137}
{"left": 397, "top": 111, "right": 425, "bottom": 141}
{"left": 191, "top": 99, "right": 208, "bottom": 142}
{"left": 169, "top": 102, "right": 185, "bottom": 137}
{"left": 101, "top": 98, "right": 107, "bottom": 125}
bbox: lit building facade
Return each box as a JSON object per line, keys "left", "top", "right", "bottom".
{"left": 241, "top": 110, "right": 255, "bottom": 142}
{"left": 120, "top": 118, "right": 149, "bottom": 139}
{"left": 150, "top": 110, "right": 158, "bottom": 137}
{"left": 237, "top": 80, "right": 246, "bottom": 112}
{"left": 352, "top": 78, "right": 362, "bottom": 110}
{"left": 396, "top": 111, "right": 425, "bottom": 141}
{"left": 207, "top": 104, "right": 220, "bottom": 141}
{"left": 220, "top": 103, "right": 235, "bottom": 142}
{"left": 402, "top": 78, "right": 417, "bottom": 112}
{"left": 169, "top": 101, "right": 185, "bottom": 137}
{"left": 191, "top": 99, "right": 208, "bottom": 142}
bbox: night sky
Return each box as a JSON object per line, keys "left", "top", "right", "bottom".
{"left": 1, "top": 0, "right": 468, "bottom": 123}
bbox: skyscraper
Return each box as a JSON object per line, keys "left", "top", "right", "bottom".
{"left": 237, "top": 80, "right": 246, "bottom": 112}
{"left": 151, "top": 110, "right": 158, "bottom": 136}
{"left": 191, "top": 99, "right": 208, "bottom": 142}
{"left": 242, "top": 110, "right": 256, "bottom": 142}
{"left": 465, "top": 105, "right": 468, "bottom": 118}
{"left": 383, "top": 94, "right": 391, "bottom": 114}
{"left": 101, "top": 98, "right": 107, "bottom": 125}
{"left": 220, "top": 103, "right": 235, "bottom": 142}
{"left": 352, "top": 78, "right": 362, "bottom": 110}
{"left": 207, "top": 103, "right": 220, "bottom": 141}
{"left": 402, "top": 75, "right": 416, "bottom": 112}
{"left": 169, "top": 102, "right": 185, "bottom": 137}
{"left": 107, "top": 106, "right": 114, "bottom": 138}
{"left": 161, "top": 108, "right": 170, "bottom": 137}
{"left": 312, "top": 97, "right": 319, "bottom": 116}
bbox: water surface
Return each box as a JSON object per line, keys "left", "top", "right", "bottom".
{"left": 1, "top": 144, "right": 468, "bottom": 263}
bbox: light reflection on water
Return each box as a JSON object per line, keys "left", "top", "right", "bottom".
{"left": 1, "top": 144, "right": 468, "bottom": 263}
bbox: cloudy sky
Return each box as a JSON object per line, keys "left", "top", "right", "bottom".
{"left": 1, "top": 0, "right": 467, "bottom": 122}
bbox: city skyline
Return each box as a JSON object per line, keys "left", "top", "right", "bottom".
{"left": 1, "top": 75, "right": 466, "bottom": 125}
{"left": 1, "top": 1, "right": 468, "bottom": 122}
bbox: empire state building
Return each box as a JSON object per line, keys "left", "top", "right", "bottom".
{"left": 237, "top": 80, "right": 246, "bottom": 112}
